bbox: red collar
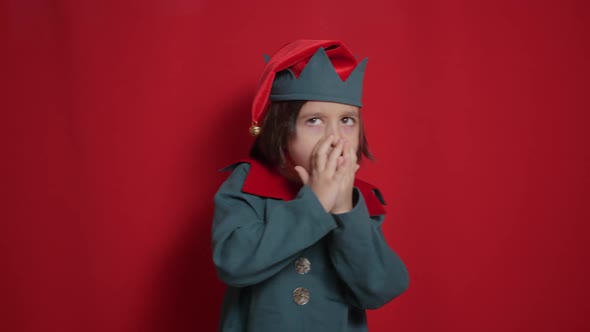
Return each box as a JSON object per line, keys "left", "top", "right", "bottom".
{"left": 223, "top": 158, "right": 386, "bottom": 216}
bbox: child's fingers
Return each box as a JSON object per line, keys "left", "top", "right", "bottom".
{"left": 338, "top": 156, "right": 346, "bottom": 169}
{"left": 293, "top": 165, "right": 310, "bottom": 185}
{"left": 310, "top": 135, "right": 330, "bottom": 171}
{"left": 348, "top": 143, "right": 358, "bottom": 166}
{"left": 315, "top": 135, "right": 335, "bottom": 172}
{"left": 336, "top": 140, "right": 357, "bottom": 180}
{"left": 326, "top": 138, "right": 344, "bottom": 175}
{"left": 342, "top": 140, "right": 358, "bottom": 174}
{"left": 341, "top": 140, "right": 352, "bottom": 165}
{"left": 334, "top": 148, "right": 351, "bottom": 179}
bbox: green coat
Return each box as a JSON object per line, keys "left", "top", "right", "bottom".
{"left": 212, "top": 162, "right": 409, "bottom": 332}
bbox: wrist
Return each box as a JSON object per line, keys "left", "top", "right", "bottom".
{"left": 331, "top": 188, "right": 358, "bottom": 215}
{"left": 331, "top": 201, "right": 353, "bottom": 215}
{"left": 308, "top": 185, "right": 334, "bottom": 213}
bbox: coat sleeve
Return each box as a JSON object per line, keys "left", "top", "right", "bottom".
{"left": 212, "top": 163, "right": 338, "bottom": 288}
{"left": 328, "top": 189, "right": 410, "bottom": 310}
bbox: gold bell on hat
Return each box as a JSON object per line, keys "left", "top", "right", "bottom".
{"left": 249, "top": 122, "right": 262, "bottom": 136}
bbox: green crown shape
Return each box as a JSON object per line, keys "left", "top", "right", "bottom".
{"left": 269, "top": 47, "right": 368, "bottom": 107}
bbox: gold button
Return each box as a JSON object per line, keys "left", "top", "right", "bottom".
{"left": 294, "top": 257, "right": 311, "bottom": 274}
{"left": 292, "top": 287, "right": 310, "bottom": 305}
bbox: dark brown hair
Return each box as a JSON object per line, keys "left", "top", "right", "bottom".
{"left": 249, "top": 100, "right": 373, "bottom": 168}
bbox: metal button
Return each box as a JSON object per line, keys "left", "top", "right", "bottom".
{"left": 292, "top": 287, "right": 310, "bottom": 305}
{"left": 294, "top": 257, "right": 311, "bottom": 274}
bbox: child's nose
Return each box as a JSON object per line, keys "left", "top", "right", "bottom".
{"left": 326, "top": 122, "right": 342, "bottom": 139}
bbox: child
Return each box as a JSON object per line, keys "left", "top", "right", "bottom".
{"left": 212, "top": 40, "right": 409, "bottom": 332}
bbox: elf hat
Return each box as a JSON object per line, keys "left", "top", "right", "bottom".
{"left": 249, "top": 40, "right": 368, "bottom": 136}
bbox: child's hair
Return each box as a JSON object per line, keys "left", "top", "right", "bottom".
{"left": 249, "top": 100, "right": 374, "bottom": 169}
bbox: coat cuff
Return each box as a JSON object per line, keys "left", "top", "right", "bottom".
{"left": 331, "top": 188, "right": 374, "bottom": 228}
{"left": 296, "top": 184, "right": 339, "bottom": 233}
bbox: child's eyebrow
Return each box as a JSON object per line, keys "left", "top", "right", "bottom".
{"left": 299, "top": 112, "right": 325, "bottom": 118}
{"left": 342, "top": 110, "right": 360, "bottom": 117}
{"left": 300, "top": 110, "right": 359, "bottom": 118}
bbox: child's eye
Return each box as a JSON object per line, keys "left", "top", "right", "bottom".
{"left": 306, "top": 117, "right": 323, "bottom": 125}
{"left": 341, "top": 117, "right": 357, "bottom": 125}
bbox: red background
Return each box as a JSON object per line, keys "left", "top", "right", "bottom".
{"left": 2, "top": 0, "right": 589, "bottom": 331}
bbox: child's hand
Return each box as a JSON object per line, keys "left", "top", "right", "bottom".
{"left": 294, "top": 135, "right": 346, "bottom": 213}
{"left": 331, "top": 139, "right": 359, "bottom": 214}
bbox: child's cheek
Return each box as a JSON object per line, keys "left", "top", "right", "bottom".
{"left": 341, "top": 126, "right": 357, "bottom": 136}
{"left": 300, "top": 126, "right": 326, "bottom": 143}
{"left": 304, "top": 125, "right": 324, "bottom": 135}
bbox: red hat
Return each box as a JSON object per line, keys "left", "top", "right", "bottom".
{"left": 249, "top": 40, "right": 366, "bottom": 136}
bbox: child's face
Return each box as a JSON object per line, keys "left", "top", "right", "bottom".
{"left": 287, "top": 101, "right": 360, "bottom": 173}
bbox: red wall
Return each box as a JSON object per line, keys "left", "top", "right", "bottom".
{"left": 2, "top": 0, "right": 589, "bottom": 331}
